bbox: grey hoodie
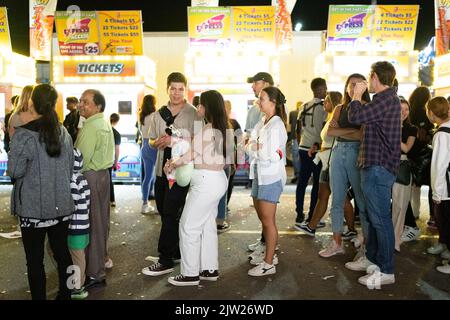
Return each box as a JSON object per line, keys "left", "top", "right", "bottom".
{"left": 8, "top": 121, "right": 74, "bottom": 219}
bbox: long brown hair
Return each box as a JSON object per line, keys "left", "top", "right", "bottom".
{"left": 139, "top": 94, "right": 156, "bottom": 125}
{"left": 261, "top": 87, "right": 287, "bottom": 128}
{"left": 342, "top": 74, "right": 371, "bottom": 106}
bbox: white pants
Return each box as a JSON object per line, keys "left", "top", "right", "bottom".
{"left": 392, "top": 178, "right": 412, "bottom": 251}
{"left": 180, "top": 169, "right": 228, "bottom": 277}
{"left": 410, "top": 184, "right": 421, "bottom": 218}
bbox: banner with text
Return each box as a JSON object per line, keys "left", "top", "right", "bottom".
{"left": 0, "top": 7, "right": 11, "bottom": 52}
{"left": 55, "top": 11, "right": 100, "bottom": 55}
{"left": 273, "top": 0, "right": 293, "bottom": 51}
{"left": 30, "top": 0, "right": 58, "bottom": 61}
{"left": 232, "top": 6, "right": 276, "bottom": 47}
{"left": 63, "top": 59, "right": 136, "bottom": 77}
{"left": 435, "top": 0, "right": 450, "bottom": 56}
{"left": 188, "top": 7, "right": 231, "bottom": 48}
{"left": 98, "top": 11, "right": 143, "bottom": 55}
{"left": 327, "top": 5, "right": 419, "bottom": 51}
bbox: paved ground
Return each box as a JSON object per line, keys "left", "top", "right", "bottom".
{"left": 0, "top": 179, "right": 449, "bottom": 301}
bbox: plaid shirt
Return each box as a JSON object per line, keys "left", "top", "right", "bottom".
{"left": 348, "top": 87, "right": 401, "bottom": 175}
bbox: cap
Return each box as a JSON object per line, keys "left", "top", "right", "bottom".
{"left": 247, "top": 72, "right": 274, "bottom": 85}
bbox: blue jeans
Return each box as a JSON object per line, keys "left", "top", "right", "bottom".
{"left": 291, "top": 139, "right": 300, "bottom": 177}
{"left": 329, "top": 142, "right": 368, "bottom": 236}
{"left": 361, "top": 166, "right": 396, "bottom": 274}
{"left": 296, "top": 149, "right": 321, "bottom": 223}
{"left": 217, "top": 166, "right": 231, "bottom": 220}
{"left": 141, "top": 139, "right": 157, "bottom": 201}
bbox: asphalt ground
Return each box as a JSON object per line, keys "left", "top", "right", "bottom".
{"left": 1, "top": 181, "right": 449, "bottom": 301}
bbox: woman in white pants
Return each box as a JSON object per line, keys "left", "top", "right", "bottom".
{"left": 392, "top": 97, "right": 417, "bottom": 252}
{"left": 246, "top": 87, "right": 288, "bottom": 277}
{"left": 166, "top": 90, "right": 230, "bottom": 286}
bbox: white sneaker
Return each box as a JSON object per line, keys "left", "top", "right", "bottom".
{"left": 400, "top": 226, "right": 420, "bottom": 242}
{"left": 250, "top": 254, "right": 279, "bottom": 266}
{"left": 358, "top": 271, "right": 395, "bottom": 289}
{"left": 248, "top": 262, "right": 276, "bottom": 277}
{"left": 345, "top": 255, "right": 375, "bottom": 272}
{"left": 248, "top": 247, "right": 265, "bottom": 261}
{"left": 441, "top": 249, "right": 450, "bottom": 260}
{"left": 141, "top": 203, "right": 155, "bottom": 214}
{"left": 319, "top": 240, "right": 345, "bottom": 258}
{"left": 247, "top": 240, "right": 264, "bottom": 252}
{"left": 105, "top": 258, "right": 113, "bottom": 269}
{"left": 436, "top": 263, "right": 450, "bottom": 274}
{"left": 427, "top": 243, "right": 446, "bottom": 255}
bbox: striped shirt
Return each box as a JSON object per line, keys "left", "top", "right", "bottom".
{"left": 348, "top": 87, "right": 401, "bottom": 175}
{"left": 69, "top": 149, "right": 90, "bottom": 236}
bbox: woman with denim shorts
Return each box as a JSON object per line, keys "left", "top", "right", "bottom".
{"left": 245, "top": 87, "right": 287, "bottom": 277}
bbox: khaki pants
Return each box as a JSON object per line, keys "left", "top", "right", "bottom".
{"left": 84, "top": 170, "right": 110, "bottom": 280}
{"left": 392, "top": 179, "right": 412, "bottom": 251}
{"left": 70, "top": 249, "right": 86, "bottom": 289}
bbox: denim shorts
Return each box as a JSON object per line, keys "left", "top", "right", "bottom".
{"left": 251, "top": 166, "right": 283, "bottom": 204}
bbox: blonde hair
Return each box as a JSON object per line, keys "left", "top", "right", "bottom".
{"left": 13, "top": 85, "right": 34, "bottom": 115}
{"left": 426, "top": 96, "right": 449, "bottom": 120}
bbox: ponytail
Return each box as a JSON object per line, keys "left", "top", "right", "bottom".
{"left": 31, "top": 84, "right": 61, "bottom": 157}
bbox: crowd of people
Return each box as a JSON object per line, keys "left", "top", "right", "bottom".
{"left": 1, "top": 60, "right": 450, "bottom": 299}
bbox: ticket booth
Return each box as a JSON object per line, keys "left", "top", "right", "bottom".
{"left": 53, "top": 55, "right": 157, "bottom": 183}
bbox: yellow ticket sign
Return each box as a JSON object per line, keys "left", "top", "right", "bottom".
{"left": 327, "top": 5, "right": 418, "bottom": 51}
{"left": 55, "top": 11, "right": 100, "bottom": 55}
{"left": 188, "top": 7, "right": 231, "bottom": 48}
{"left": 372, "top": 5, "right": 419, "bottom": 51}
{"left": 98, "top": 11, "right": 143, "bottom": 55}
{"left": 232, "top": 6, "right": 276, "bottom": 46}
{"left": 0, "top": 7, "right": 11, "bottom": 52}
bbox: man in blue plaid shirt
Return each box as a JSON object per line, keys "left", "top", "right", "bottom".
{"left": 347, "top": 61, "right": 401, "bottom": 289}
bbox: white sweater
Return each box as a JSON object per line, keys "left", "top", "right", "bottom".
{"left": 246, "top": 116, "right": 287, "bottom": 186}
{"left": 431, "top": 120, "right": 450, "bottom": 202}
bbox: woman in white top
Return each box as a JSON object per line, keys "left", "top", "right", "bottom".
{"left": 138, "top": 94, "right": 158, "bottom": 214}
{"left": 425, "top": 96, "right": 450, "bottom": 274}
{"left": 8, "top": 85, "right": 34, "bottom": 138}
{"left": 166, "top": 90, "right": 230, "bottom": 286}
{"left": 245, "top": 87, "right": 287, "bottom": 277}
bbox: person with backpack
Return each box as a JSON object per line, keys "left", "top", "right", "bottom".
{"left": 426, "top": 97, "right": 450, "bottom": 274}
{"left": 294, "top": 78, "right": 327, "bottom": 227}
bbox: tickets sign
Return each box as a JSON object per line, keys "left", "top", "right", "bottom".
{"left": 98, "top": 11, "right": 143, "bottom": 55}
{"left": 63, "top": 59, "right": 136, "bottom": 77}
{"left": 327, "top": 5, "right": 419, "bottom": 51}
{"left": 188, "top": 7, "right": 231, "bottom": 48}
{"left": 55, "top": 11, "right": 100, "bottom": 55}
{"left": 0, "top": 7, "right": 11, "bottom": 52}
{"left": 233, "top": 6, "right": 276, "bottom": 46}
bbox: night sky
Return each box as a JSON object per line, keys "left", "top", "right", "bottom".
{"left": 1, "top": 0, "right": 435, "bottom": 56}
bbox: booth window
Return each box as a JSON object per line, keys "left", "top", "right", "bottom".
{"left": 118, "top": 101, "right": 132, "bottom": 115}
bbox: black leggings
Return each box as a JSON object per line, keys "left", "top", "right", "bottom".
{"left": 21, "top": 220, "right": 73, "bottom": 300}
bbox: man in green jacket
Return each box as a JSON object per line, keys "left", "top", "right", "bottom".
{"left": 75, "top": 89, "right": 114, "bottom": 290}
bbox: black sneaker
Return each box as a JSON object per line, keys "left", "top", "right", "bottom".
{"left": 316, "top": 221, "right": 326, "bottom": 229}
{"left": 342, "top": 230, "right": 357, "bottom": 240}
{"left": 294, "top": 223, "right": 315, "bottom": 236}
{"left": 142, "top": 262, "right": 174, "bottom": 276}
{"left": 199, "top": 270, "right": 219, "bottom": 281}
{"left": 168, "top": 274, "right": 200, "bottom": 286}
{"left": 217, "top": 222, "right": 231, "bottom": 233}
{"left": 84, "top": 277, "right": 106, "bottom": 290}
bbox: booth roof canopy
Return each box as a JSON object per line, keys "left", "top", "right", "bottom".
{"left": 4, "top": 0, "right": 435, "bottom": 56}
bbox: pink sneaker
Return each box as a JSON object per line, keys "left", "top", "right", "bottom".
{"left": 319, "top": 240, "right": 345, "bottom": 258}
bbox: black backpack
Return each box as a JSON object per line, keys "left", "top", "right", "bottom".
{"left": 298, "top": 101, "right": 323, "bottom": 128}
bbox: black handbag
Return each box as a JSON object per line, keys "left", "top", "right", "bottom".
{"left": 410, "top": 143, "right": 432, "bottom": 186}
{"left": 396, "top": 160, "right": 411, "bottom": 186}
{"left": 320, "top": 138, "right": 335, "bottom": 183}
